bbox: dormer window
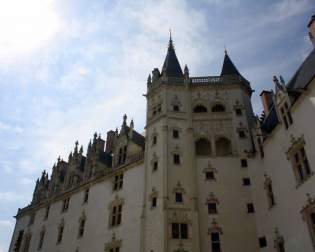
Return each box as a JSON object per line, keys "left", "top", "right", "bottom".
{"left": 280, "top": 102, "right": 293, "bottom": 129}
{"left": 118, "top": 146, "right": 127, "bottom": 165}
{"left": 193, "top": 105, "right": 207, "bottom": 113}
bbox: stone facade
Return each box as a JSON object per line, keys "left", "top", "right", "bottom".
{"left": 9, "top": 17, "right": 315, "bottom": 252}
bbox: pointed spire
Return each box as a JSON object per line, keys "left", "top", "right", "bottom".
{"left": 221, "top": 51, "right": 241, "bottom": 76}
{"left": 74, "top": 140, "right": 79, "bottom": 153}
{"left": 161, "top": 33, "right": 183, "bottom": 77}
{"left": 123, "top": 114, "right": 127, "bottom": 126}
{"left": 130, "top": 119, "right": 134, "bottom": 129}
{"left": 184, "top": 64, "right": 189, "bottom": 76}
{"left": 147, "top": 74, "right": 152, "bottom": 85}
{"left": 273, "top": 76, "right": 283, "bottom": 91}
{"left": 79, "top": 145, "right": 83, "bottom": 154}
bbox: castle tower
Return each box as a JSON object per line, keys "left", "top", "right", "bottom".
{"left": 142, "top": 37, "right": 259, "bottom": 252}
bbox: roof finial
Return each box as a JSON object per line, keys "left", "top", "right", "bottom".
{"left": 168, "top": 29, "right": 174, "bottom": 49}
{"left": 224, "top": 46, "right": 227, "bottom": 55}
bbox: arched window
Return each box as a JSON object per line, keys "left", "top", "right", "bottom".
{"left": 215, "top": 137, "right": 232, "bottom": 156}
{"left": 195, "top": 138, "right": 212, "bottom": 156}
{"left": 211, "top": 104, "right": 225, "bottom": 112}
{"left": 194, "top": 105, "right": 207, "bottom": 113}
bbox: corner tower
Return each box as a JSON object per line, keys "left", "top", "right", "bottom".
{"left": 142, "top": 37, "right": 259, "bottom": 252}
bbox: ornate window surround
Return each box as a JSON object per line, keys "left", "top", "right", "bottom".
{"left": 148, "top": 187, "right": 159, "bottom": 209}
{"left": 301, "top": 193, "right": 315, "bottom": 249}
{"left": 264, "top": 174, "right": 276, "bottom": 209}
{"left": 202, "top": 162, "right": 217, "bottom": 182}
{"left": 286, "top": 135, "right": 313, "bottom": 187}
{"left": 108, "top": 195, "right": 125, "bottom": 228}
{"left": 274, "top": 228, "right": 285, "bottom": 252}
{"left": 104, "top": 233, "right": 122, "bottom": 252}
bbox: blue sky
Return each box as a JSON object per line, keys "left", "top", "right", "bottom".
{"left": 0, "top": 0, "right": 314, "bottom": 250}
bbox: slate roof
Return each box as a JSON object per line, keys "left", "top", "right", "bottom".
{"left": 286, "top": 48, "right": 315, "bottom": 100}
{"left": 161, "top": 37, "right": 184, "bottom": 77}
{"left": 221, "top": 52, "right": 241, "bottom": 76}
{"left": 308, "top": 15, "right": 315, "bottom": 27}
{"left": 260, "top": 48, "right": 315, "bottom": 134}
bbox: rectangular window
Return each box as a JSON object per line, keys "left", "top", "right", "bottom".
{"left": 173, "top": 129, "right": 179, "bottom": 139}
{"left": 211, "top": 232, "right": 221, "bottom": 252}
{"left": 110, "top": 204, "right": 122, "bottom": 227}
{"left": 118, "top": 147, "right": 122, "bottom": 164}
{"left": 14, "top": 230, "right": 24, "bottom": 252}
{"left": 57, "top": 226, "right": 64, "bottom": 243}
{"left": 266, "top": 182, "right": 275, "bottom": 207}
{"left": 83, "top": 188, "right": 89, "bottom": 203}
{"left": 243, "top": 178, "right": 251, "bottom": 186}
{"left": 113, "top": 174, "right": 123, "bottom": 191}
{"left": 180, "top": 223, "right": 188, "bottom": 239}
{"left": 28, "top": 213, "right": 35, "bottom": 226}
{"left": 22, "top": 234, "right": 32, "bottom": 252}
{"left": 172, "top": 223, "right": 188, "bottom": 239}
{"left": 153, "top": 161, "right": 158, "bottom": 171}
{"left": 173, "top": 154, "right": 180, "bottom": 165}
{"left": 78, "top": 219, "right": 85, "bottom": 238}
{"left": 175, "top": 192, "right": 183, "bottom": 203}
{"left": 62, "top": 197, "right": 70, "bottom": 212}
{"left": 151, "top": 197, "right": 157, "bottom": 208}
{"left": 110, "top": 247, "right": 120, "bottom": 252}
{"left": 235, "top": 108, "right": 242, "bottom": 116}
{"left": 153, "top": 135, "right": 157, "bottom": 145}
{"left": 291, "top": 146, "right": 312, "bottom": 184}
{"left": 173, "top": 105, "right": 179, "bottom": 112}
{"left": 259, "top": 237, "right": 267, "bottom": 247}
{"left": 241, "top": 159, "right": 248, "bottom": 167}
{"left": 247, "top": 203, "right": 255, "bottom": 213}
{"left": 44, "top": 206, "right": 50, "bottom": 220}
{"left": 208, "top": 203, "right": 217, "bottom": 214}
{"left": 38, "top": 231, "right": 45, "bottom": 250}
{"left": 239, "top": 130, "right": 246, "bottom": 138}
{"left": 205, "top": 171, "right": 215, "bottom": 180}
{"left": 172, "top": 223, "right": 180, "bottom": 239}
{"left": 281, "top": 102, "right": 293, "bottom": 129}
{"left": 123, "top": 146, "right": 127, "bottom": 163}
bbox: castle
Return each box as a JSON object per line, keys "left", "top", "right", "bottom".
{"left": 9, "top": 16, "right": 315, "bottom": 252}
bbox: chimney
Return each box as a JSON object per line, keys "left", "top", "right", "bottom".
{"left": 308, "top": 15, "right": 315, "bottom": 47}
{"left": 105, "top": 130, "right": 115, "bottom": 154}
{"left": 260, "top": 90, "right": 273, "bottom": 114}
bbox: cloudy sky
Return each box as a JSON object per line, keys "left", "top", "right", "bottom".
{"left": 0, "top": 0, "right": 314, "bottom": 250}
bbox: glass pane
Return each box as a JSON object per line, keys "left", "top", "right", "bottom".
{"left": 180, "top": 223, "right": 188, "bottom": 239}
{"left": 172, "top": 223, "right": 179, "bottom": 239}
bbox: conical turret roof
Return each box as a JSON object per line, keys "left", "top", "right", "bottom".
{"left": 221, "top": 51, "right": 241, "bottom": 76}
{"left": 161, "top": 35, "right": 183, "bottom": 77}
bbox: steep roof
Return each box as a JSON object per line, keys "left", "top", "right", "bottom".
{"left": 161, "top": 37, "right": 183, "bottom": 77}
{"left": 287, "top": 48, "right": 315, "bottom": 94}
{"left": 260, "top": 48, "right": 315, "bottom": 134}
{"left": 221, "top": 51, "right": 241, "bottom": 76}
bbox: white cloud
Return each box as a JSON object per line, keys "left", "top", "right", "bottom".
{"left": 0, "top": 191, "right": 30, "bottom": 204}
{"left": 0, "top": 0, "right": 60, "bottom": 59}
{"left": 0, "top": 121, "right": 23, "bottom": 134}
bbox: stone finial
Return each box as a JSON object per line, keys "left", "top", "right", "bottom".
{"left": 130, "top": 119, "right": 134, "bottom": 129}
{"left": 93, "top": 132, "right": 97, "bottom": 140}
{"left": 279, "top": 75, "right": 286, "bottom": 86}
{"left": 79, "top": 145, "right": 83, "bottom": 154}
{"left": 147, "top": 74, "right": 151, "bottom": 85}
{"left": 123, "top": 114, "right": 127, "bottom": 125}
{"left": 184, "top": 64, "right": 189, "bottom": 76}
